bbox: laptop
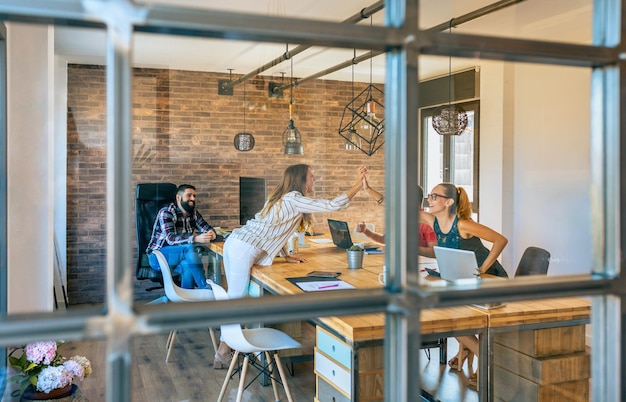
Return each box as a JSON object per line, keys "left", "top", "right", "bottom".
{"left": 327, "top": 219, "right": 378, "bottom": 250}
{"left": 432, "top": 246, "right": 479, "bottom": 282}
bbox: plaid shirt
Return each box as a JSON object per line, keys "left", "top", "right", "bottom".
{"left": 146, "top": 202, "right": 214, "bottom": 253}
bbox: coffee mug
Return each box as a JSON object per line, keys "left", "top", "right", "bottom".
{"left": 378, "top": 265, "right": 387, "bottom": 285}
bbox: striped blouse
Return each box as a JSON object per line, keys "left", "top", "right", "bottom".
{"left": 228, "top": 191, "right": 350, "bottom": 266}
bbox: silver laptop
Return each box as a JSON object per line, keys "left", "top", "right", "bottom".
{"left": 433, "top": 246, "right": 479, "bottom": 282}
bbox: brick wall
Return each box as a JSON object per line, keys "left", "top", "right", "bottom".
{"left": 67, "top": 64, "right": 386, "bottom": 304}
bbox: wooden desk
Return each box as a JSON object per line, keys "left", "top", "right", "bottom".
{"left": 209, "top": 239, "right": 591, "bottom": 402}
{"left": 212, "top": 240, "right": 488, "bottom": 401}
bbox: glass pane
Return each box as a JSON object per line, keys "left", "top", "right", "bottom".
{"left": 420, "top": 0, "right": 594, "bottom": 45}
{"left": 128, "top": 326, "right": 316, "bottom": 400}
{"left": 419, "top": 296, "right": 592, "bottom": 402}
{"left": 424, "top": 114, "right": 445, "bottom": 197}
{"left": 137, "top": 0, "right": 386, "bottom": 25}
{"left": 452, "top": 109, "right": 475, "bottom": 205}
{"left": 3, "top": 338, "right": 101, "bottom": 399}
{"left": 423, "top": 108, "right": 475, "bottom": 205}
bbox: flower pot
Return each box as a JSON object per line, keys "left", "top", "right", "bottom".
{"left": 347, "top": 249, "right": 364, "bottom": 269}
{"left": 21, "top": 384, "right": 75, "bottom": 401}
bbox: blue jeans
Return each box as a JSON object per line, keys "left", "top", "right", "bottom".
{"left": 149, "top": 244, "right": 209, "bottom": 289}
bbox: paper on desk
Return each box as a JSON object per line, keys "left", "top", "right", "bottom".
{"left": 309, "top": 238, "right": 333, "bottom": 244}
{"left": 295, "top": 280, "right": 355, "bottom": 292}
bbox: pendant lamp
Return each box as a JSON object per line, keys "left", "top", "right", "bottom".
{"left": 282, "top": 52, "right": 303, "bottom": 155}
{"left": 431, "top": 21, "right": 468, "bottom": 136}
{"left": 233, "top": 81, "right": 255, "bottom": 151}
{"left": 338, "top": 18, "right": 384, "bottom": 156}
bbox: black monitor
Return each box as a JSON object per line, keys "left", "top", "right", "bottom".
{"left": 239, "top": 177, "right": 266, "bottom": 225}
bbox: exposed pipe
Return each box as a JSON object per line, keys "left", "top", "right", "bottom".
{"left": 272, "top": 0, "right": 526, "bottom": 93}
{"left": 219, "top": 0, "right": 384, "bottom": 92}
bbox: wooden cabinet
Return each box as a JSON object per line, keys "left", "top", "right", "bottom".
{"left": 315, "top": 326, "right": 384, "bottom": 402}
{"left": 493, "top": 325, "right": 590, "bottom": 402}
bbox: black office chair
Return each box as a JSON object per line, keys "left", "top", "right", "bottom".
{"left": 135, "top": 182, "right": 180, "bottom": 291}
{"left": 514, "top": 246, "right": 551, "bottom": 277}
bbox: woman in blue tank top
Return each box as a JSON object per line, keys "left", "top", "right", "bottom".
{"left": 421, "top": 182, "right": 509, "bottom": 390}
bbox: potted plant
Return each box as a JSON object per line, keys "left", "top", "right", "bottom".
{"left": 347, "top": 244, "right": 365, "bottom": 269}
{"left": 8, "top": 340, "right": 92, "bottom": 400}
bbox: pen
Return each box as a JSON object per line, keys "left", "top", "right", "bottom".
{"left": 318, "top": 283, "right": 339, "bottom": 289}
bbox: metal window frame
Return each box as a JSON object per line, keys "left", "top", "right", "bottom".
{"left": 0, "top": 1, "right": 623, "bottom": 401}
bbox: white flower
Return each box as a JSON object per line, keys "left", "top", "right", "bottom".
{"left": 36, "top": 366, "right": 71, "bottom": 393}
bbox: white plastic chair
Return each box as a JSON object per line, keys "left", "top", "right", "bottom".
{"left": 209, "top": 281, "right": 301, "bottom": 402}
{"left": 151, "top": 250, "right": 219, "bottom": 362}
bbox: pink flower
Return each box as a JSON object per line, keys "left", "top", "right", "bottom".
{"left": 24, "top": 341, "right": 57, "bottom": 365}
{"left": 62, "top": 359, "right": 85, "bottom": 381}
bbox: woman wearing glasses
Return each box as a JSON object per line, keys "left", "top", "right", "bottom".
{"left": 421, "top": 182, "right": 508, "bottom": 390}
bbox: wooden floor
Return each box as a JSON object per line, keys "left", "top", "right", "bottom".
{"left": 3, "top": 322, "right": 478, "bottom": 402}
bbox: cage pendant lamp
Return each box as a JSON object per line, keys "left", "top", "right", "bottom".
{"left": 338, "top": 82, "right": 385, "bottom": 157}
{"left": 432, "top": 21, "right": 468, "bottom": 136}
{"left": 282, "top": 53, "right": 303, "bottom": 155}
{"left": 338, "top": 42, "right": 384, "bottom": 156}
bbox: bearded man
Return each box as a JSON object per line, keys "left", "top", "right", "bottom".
{"left": 146, "top": 184, "right": 216, "bottom": 289}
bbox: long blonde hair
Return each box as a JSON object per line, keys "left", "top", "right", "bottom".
{"left": 438, "top": 182, "right": 473, "bottom": 220}
{"left": 259, "top": 164, "right": 312, "bottom": 230}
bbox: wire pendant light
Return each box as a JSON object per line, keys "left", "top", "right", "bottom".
{"left": 432, "top": 21, "right": 468, "bottom": 136}
{"left": 337, "top": 47, "right": 385, "bottom": 157}
{"left": 282, "top": 50, "right": 303, "bottom": 155}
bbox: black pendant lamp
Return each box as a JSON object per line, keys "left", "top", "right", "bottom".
{"left": 282, "top": 53, "right": 303, "bottom": 155}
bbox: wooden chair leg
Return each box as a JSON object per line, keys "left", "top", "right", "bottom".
{"left": 165, "top": 330, "right": 177, "bottom": 363}
{"left": 217, "top": 350, "right": 240, "bottom": 402}
{"left": 265, "top": 351, "right": 280, "bottom": 401}
{"left": 273, "top": 352, "right": 294, "bottom": 402}
{"left": 208, "top": 327, "right": 219, "bottom": 353}
{"left": 236, "top": 355, "right": 250, "bottom": 402}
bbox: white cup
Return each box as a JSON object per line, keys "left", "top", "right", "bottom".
{"left": 378, "top": 265, "right": 387, "bottom": 285}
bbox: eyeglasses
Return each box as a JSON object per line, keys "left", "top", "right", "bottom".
{"left": 427, "top": 193, "right": 451, "bottom": 201}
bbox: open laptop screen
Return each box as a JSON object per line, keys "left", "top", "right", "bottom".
{"left": 433, "top": 246, "right": 479, "bottom": 281}
{"left": 327, "top": 219, "right": 352, "bottom": 249}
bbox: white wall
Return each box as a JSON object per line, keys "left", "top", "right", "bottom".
{"left": 479, "top": 61, "right": 591, "bottom": 276}
{"left": 513, "top": 63, "right": 591, "bottom": 275}
{"left": 7, "top": 23, "right": 55, "bottom": 313}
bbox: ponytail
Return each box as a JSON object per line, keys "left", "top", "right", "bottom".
{"left": 456, "top": 187, "right": 472, "bottom": 220}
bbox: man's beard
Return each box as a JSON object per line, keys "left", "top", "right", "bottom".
{"left": 181, "top": 201, "right": 195, "bottom": 214}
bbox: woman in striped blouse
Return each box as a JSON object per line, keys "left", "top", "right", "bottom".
{"left": 212, "top": 164, "right": 367, "bottom": 369}
{"left": 223, "top": 163, "right": 367, "bottom": 299}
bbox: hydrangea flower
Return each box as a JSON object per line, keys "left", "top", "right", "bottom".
{"left": 25, "top": 341, "right": 57, "bottom": 365}
{"left": 36, "top": 366, "right": 71, "bottom": 393}
{"left": 69, "top": 355, "right": 92, "bottom": 379}
{"left": 9, "top": 341, "right": 92, "bottom": 396}
{"left": 62, "top": 360, "right": 85, "bottom": 381}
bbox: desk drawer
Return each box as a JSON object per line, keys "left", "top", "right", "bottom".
{"left": 317, "top": 327, "right": 352, "bottom": 369}
{"left": 315, "top": 349, "right": 351, "bottom": 397}
{"left": 317, "top": 376, "right": 350, "bottom": 402}
{"left": 247, "top": 280, "right": 262, "bottom": 297}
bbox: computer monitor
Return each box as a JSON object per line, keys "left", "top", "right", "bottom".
{"left": 239, "top": 177, "right": 266, "bottom": 225}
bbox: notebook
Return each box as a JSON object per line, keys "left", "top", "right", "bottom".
{"left": 433, "top": 246, "right": 479, "bottom": 282}
{"left": 327, "top": 219, "right": 378, "bottom": 250}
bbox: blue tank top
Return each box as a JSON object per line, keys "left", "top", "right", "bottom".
{"left": 433, "top": 216, "right": 508, "bottom": 278}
